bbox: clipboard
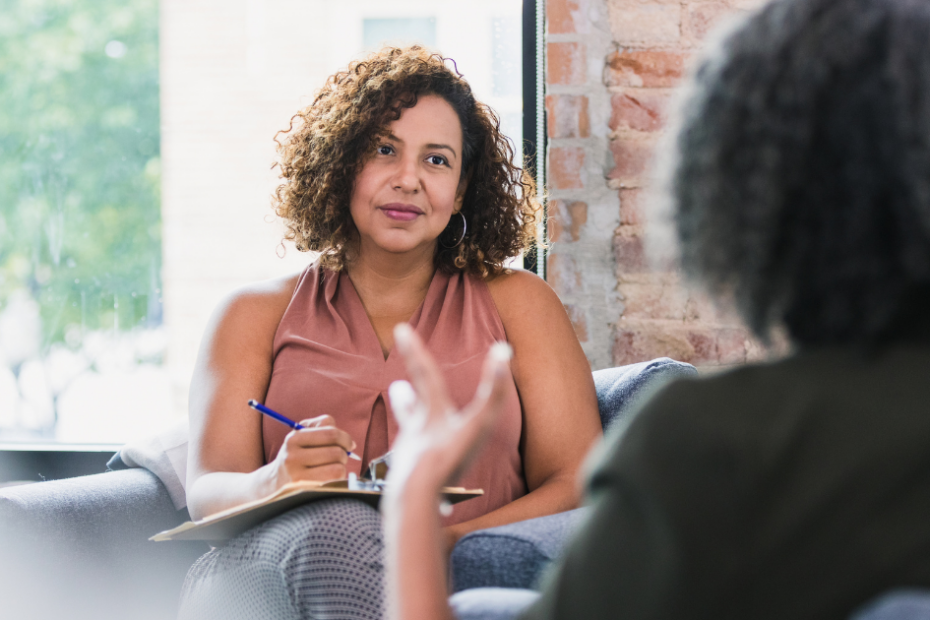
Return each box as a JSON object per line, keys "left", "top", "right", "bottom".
{"left": 151, "top": 478, "right": 483, "bottom": 542}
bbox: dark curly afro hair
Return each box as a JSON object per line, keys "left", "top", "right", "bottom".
{"left": 272, "top": 46, "right": 539, "bottom": 278}
{"left": 670, "top": 0, "right": 930, "bottom": 346}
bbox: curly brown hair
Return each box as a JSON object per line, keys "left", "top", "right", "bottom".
{"left": 272, "top": 46, "right": 539, "bottom": 278}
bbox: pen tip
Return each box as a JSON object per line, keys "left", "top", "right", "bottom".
{"left": 248, "top": 399, "right": 257, "bottom": 407}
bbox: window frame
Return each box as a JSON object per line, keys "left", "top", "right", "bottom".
{"left": 0, "top": 0, "right": 546, "bottom": 480}
{"left": 522, "top": 0, "right": 547, "bottom": 277}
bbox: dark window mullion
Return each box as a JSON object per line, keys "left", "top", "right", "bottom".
{"left": 522, "top": 0, "right": 546, "bottom": 276}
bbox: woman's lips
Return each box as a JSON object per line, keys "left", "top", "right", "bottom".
{"left": 379, "top": 204, "right": 424, "bottom": 222}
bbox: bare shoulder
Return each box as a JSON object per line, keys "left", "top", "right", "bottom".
{"left": 484, "top": 268, "right": 565, "bottom": 327}
{"left": 204, "top": 272, "right": 302, "bottom": 349}
{"left": 219, "top": 273, "right": 299, "bottom": 318}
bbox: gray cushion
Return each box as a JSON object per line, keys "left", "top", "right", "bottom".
{"left": 849, "top": 590, "right": 930, "bottom": 620}
{"left": 0, "top": 468, "right": 206, "bottom": 619}
{"left": 451, "top": 508, "right": 590, "bottom": 592}
{"left": 594, "top": 357, "right": 698, "bottom": 433}
{"left": 450, "top": 358, "right": 696, "bottom": 593}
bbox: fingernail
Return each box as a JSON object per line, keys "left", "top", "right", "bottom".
{"left": 489, "top": 342, "right": 513, "bottom": 362}
{"left": 394, "top": 323, "right": 414, "bottom": 352}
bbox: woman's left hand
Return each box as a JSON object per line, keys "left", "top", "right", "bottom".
{"left": 385, "top": 323, "right": 513, "bottom": 499}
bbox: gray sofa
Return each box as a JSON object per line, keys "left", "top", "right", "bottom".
{"left": 0, "top": 359, "right": 696, "bottom": 620}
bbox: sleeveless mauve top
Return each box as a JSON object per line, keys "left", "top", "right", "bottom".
{"left": 263, "top": 263, "right": 527, "bottom": 525}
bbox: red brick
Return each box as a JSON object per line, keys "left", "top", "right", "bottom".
{"left": 548, "top": 0, "right": 583, "bottom": 35}
{"left": 619, "top": 188, "right": 644, "bottom": 225}
{"left": 612, "top": 328, "right": 638, "bottom": 365}
{"left": 547, "top": 42, "right": 586, "bottom": 86}
{"left": 608, "top": 139, "right": 654, "bottom": 186}
{"left": 621, "top": 281, "right": 690, "bottom": 320}
{"left": 612, "top": 322, "right": 748, "bottom": 366}
{"left": 549, "top": 147, "right": 585, "bottom": 190}
{"left": 609, "top": 91, "right": 669, "bottom": 133}
{"left": 547, "top": 253, "right": 583, "bottom": 297}
{"left": 549, "top": 210, "right": 563, "bottom": 243}
{"left": 563, "top": 304, "right": 589, "bottom": 342}
{"left": 687, "top": 329, "right": 716, "bottom": 363}
{"left": 546, "top": 95, "right": 590, "bottom": 139}
{"left": 686, "top": 292, "right": 717, "bottom": 321}
{"left": 716, "top": 327, "right": 749, "bottom": 365}
{"left": 613, "top": 228, "right": 648, "bottom": 273}
{"left": 605, "top": 50, "right": 688, "bottom": 88}
{"left": 549, "top": 199, "right": 588, "bottom": 243}
{"left": 609, "top": 3, "right": 681, "bottom": 45}
{"left": 612, "top": 322, "right": 696, "bottom": 365}
{"left": 685, "top": 2, "right": 733, "bottom": 44}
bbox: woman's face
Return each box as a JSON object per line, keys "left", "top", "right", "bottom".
{"left": 349, "top": 94, "right": 466, "bottom": 260}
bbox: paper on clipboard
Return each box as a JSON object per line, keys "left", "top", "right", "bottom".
{"left": 151, "top": 479, "right": 483, "bottom": 542}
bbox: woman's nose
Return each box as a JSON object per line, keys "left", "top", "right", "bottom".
{"left": 391, "top": 157, "right": 421, "bottom": 193}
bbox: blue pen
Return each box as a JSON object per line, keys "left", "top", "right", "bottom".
{"left": 248, "top": 399, "right": 361, "bottom": 461}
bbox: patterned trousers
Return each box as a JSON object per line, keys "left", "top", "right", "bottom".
{"left": 179, "top": 498, "right": 385, "bottom": 620}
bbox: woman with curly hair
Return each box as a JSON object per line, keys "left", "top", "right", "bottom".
{"left": 178, "top": 46, "right": 601, "bottom": 619}
{"left": 384, "top": 1, "right": 930, "bottom": 619}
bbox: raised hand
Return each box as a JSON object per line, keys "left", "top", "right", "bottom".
{"left": 383, "top": 323, "right": 514, "bottom": 620}
{"left": 386, "top": 322, "right": 513, "bottom": 498}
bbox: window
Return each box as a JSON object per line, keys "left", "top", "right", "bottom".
{"left": 364, "top": 18, "right": 438, "bottom": 49}
{"left": 0, "top": 0, "right": 538, "bottom": 449}
{"left": 0, "top": 0, "right": 161, "bottom": 444}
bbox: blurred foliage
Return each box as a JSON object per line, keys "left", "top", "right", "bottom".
{"left": 0, "top": 0, "right": 160, "bottom": 347}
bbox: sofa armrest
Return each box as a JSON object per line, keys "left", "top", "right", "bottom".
{"left": 450, "top": 508, "right": 590, "bottom": 592}
{"left": 594, "top": 357, "right": 698, "bottom": 433}
{"left": 0, "top": 469, "right": 206, "bottom": 619}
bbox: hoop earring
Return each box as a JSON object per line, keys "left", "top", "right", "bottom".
{"left": 440, "top": 211, "right": 467, "bottom": 249}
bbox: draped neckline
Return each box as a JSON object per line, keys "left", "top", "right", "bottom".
{"left": 339, "top": 267, "right": 442, "bottom": 362}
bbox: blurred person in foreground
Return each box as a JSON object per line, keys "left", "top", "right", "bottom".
{"left": 383, "top": 0, "right": 930, "bottom": 618}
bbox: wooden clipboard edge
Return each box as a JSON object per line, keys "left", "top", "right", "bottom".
{"left": 150, "top": 485, "right": 483, "bottom": 542}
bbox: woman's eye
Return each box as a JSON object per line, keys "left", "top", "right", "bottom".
{"left": 427, "top": 155, "right": 448, "bottom": 166}
{"left": 377, "top": 145, "right": 393, "bottom": 155}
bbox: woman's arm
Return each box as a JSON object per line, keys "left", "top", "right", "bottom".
{"left": 186, "top": 274, "right": 356, "bottom": 521}
{"left": 442, "top": 271, "right": 602, "bottom": 544}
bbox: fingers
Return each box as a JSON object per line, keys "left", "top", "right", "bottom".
{"left": 281, "top": 428, "right": 354, "bottom": 482}
{"left": 388, "top": 380, "right": 423, "bottom": 431}
{"left": 285, "top": 461, "right": 348, "bottom": 483}
{"left": 393, "top": 323, "right": 453, "bottom": 419}
{"left": 286, "top": 445, "right": 349, "bottom": 468}
{"left": 288, "top": 420, "right": 356, "bottom": 453}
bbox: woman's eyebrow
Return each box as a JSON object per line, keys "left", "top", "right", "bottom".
{"left": 426, "top": 143, "right": 457, "bottom": 158}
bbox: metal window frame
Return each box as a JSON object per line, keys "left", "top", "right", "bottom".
{"left": 0, "top": 443, "right": 118, "bottom": 485}
{"left": 522, "top": 0, "right": 547, "bottom": 277}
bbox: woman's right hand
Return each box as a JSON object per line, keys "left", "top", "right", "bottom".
{"left": 270, "top": 414, "right": 357, "bottom": 488}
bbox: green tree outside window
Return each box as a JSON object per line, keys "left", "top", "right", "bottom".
{"left": 0, "top": 0, "right": 160, "bottom": 437}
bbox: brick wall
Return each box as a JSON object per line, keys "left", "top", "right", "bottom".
{"left": 546, "top": 0, "right": 768, "bottom": 369}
